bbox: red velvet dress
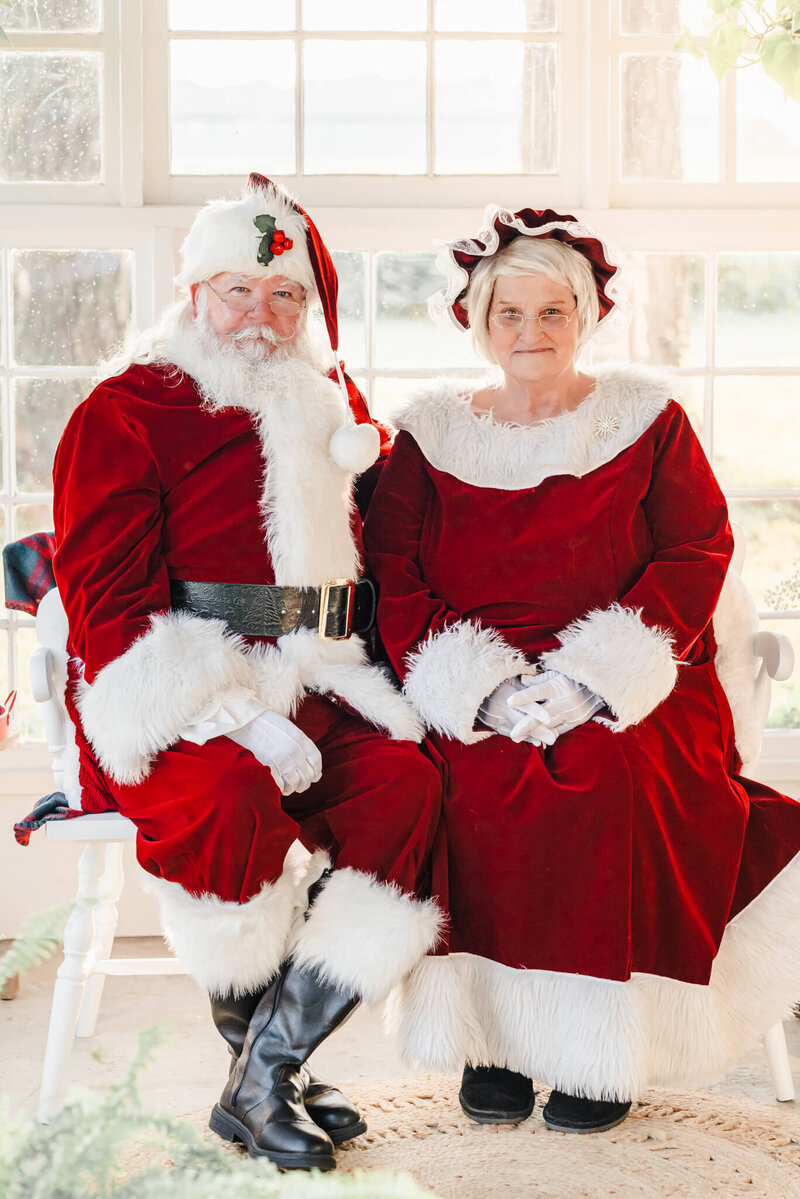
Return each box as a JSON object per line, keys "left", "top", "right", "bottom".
{"left": 364, "top": 363, "right": 800, "bottom": 1098}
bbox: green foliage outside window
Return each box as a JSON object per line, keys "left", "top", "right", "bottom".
{"left": 678, "top": 0, "right": 800, "bottom": 101}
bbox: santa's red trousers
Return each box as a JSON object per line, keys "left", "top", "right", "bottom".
{"left": 102, "top": 693, "right": 443, "bottom": 905}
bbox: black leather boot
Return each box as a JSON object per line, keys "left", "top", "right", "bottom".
{"left": 210, "top": 989, "right": 366, "bottom": 1144}
{"left": 458, "top": 1064, "right": 535, "bottom": 1124}
{"left": 208, "top": 960, "right": 359, "bottom": 1168}
{"left": 542, "top": 1089, "right": 631, "bottom": 1133}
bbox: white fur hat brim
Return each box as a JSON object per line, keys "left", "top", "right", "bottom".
{"left": 176, "top": 183, "right": 316, "bottom": 294}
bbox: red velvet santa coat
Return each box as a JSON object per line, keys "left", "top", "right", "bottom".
{"left": 52, "top": 352, "right": 443, "bottom": 1000}
{"left": 364, "top": 363, "right": 800, "bottom": 1100}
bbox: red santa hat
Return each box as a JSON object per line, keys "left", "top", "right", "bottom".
{"left": 177, "top": 173, "right": 380, "bottom": 473}
{"left": 429, "top": 205, "right": 624, "bottom": 334}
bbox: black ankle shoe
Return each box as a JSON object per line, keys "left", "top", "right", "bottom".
{"left": 458, "top": 1064, "right": 535, "bottom": 1124}
{"left": 542, "top": 1089, "right": 631, "bottom": 1134}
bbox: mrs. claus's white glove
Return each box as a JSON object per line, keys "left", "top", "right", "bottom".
{"left": 478, "top": 677, "right": 556, "bottom": 747}
{"left": 508, "top": 669, "right": 604, "bottom": 742}
{"left": 227, "top": 710, "right": 323, "bottom": 796}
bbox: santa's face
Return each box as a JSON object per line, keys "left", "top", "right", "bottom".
{"left": 190, "top": 272, "right": 307, "bottom": 355}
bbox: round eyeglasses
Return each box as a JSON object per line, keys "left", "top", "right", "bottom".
{"left": 490, "top": 307, "right": 578, "bottom": 332}
{"left": 204, "top": 280, "right": 306, "bottom": 317}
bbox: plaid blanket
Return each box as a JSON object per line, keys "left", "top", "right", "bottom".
{"left": 3, "top": 533, "right": 56, "bottom": 615}
{"left": 13, "top": 791, "right": 83, "bottom": 846}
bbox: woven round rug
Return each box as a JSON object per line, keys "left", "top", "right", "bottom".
{"left": 172, "top": 1075, "right": 800, "bottom": 1198}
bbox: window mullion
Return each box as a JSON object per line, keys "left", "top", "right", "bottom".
{"left": 118, "top": 0, "right": 144, "bottom": 207}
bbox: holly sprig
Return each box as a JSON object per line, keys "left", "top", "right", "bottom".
{"left": 253, "top": 214, "right": 294, "bottom": 267}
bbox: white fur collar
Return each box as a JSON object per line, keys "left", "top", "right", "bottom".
{"left": 393, "top": 362, "right": 676, "bottom": 490}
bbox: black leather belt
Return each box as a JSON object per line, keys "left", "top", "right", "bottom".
{"left": 169, "top": 577, "right": 377, "bottom": 641}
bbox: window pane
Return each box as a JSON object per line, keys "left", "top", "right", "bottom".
{"left": 304, "top": 0, "right": 427, "bottom": 30}
{"left": 436, "top": 41, "right": 557, "bottom": 174}
{"left": 14, "top": 378, "right": 86, "bottom": 493}
{"left": 716, "top": 254, "right": 800, "bottom": 369}
{"left": 304, "top": 41, "right": 425, "bottom": 174}
{"left": 436, "top": 0, "right": 559, "bottom": 32}
{"left": 760, "top": 620, "right": 800, "bottom": 730}
{"left": 331, "top": 252, "right": 366, "bottom": 371}
{"left": 375, "top": 252, "right": 481, "bottom": 369}
{"left": 16, "top": 626, "right": 45, "bottom": 742}
{"left": 737, "top": 68, "right": 800, "bottom": 183}
{"left": 620, "top": 54, "right": 719, "bottom": 182}
{"left": 170, "top": 40, "right": 295, "bottom": 175}
{"left": 3, "top": 0, "right": 100, "bottom": 33}
{"left": 14, "top": 503, "right": 53, "bottom": 539}
{"left": 592, "top": 253, "right": 705, "bottom": 367}
{"left": 12, "top": 251, "right": 132, "bottom": 368}
{"left": 619, "top": 0, "right": 710, "bottom": 36}
{"left": 728, "top": 499, "right": 800, "bottom": 612}
{"left": 0, "top": 52, "right": 102, "bottom": 183}
{"left": 713, "top": 376, "right": 800, "bottom": 490}
{"left": 169, "top": 0, "right": 293, "bottom": 31}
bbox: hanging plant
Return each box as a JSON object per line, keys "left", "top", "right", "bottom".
{"left": 677, "top": 1, "right": 800, "bottom": 102}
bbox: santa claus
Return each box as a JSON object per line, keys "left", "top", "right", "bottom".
{"left": 52, "top": 173, "right": 443, "bottom": 1170}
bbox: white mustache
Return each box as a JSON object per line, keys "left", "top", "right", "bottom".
{"left": 230, "top": 326, "right": 294, "bottom": 345}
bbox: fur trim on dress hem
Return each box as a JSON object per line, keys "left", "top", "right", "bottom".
{"left": 387, "top": 850, "right": 800, "bottom": 1101}
{"left": 540, "top": 603, "right": 678, "bottom": 730}
{"left": 290, "top": 866, "right": 445, "bottom": 1004}
{"left": 403, "top": 621, "right": 529, "bottom": 742}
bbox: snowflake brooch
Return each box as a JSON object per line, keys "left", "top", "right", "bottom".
{"left": 592, "top": 412, "right": 620, "bottom": 441}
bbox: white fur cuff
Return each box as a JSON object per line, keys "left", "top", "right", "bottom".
{"left": 540, "top": 603, "right": 677, "bottom": 730}
{"left": 291, "top": 867, "right": 444, "bottom": 1004}
{"left": 77, "top": 611, "right": 255, "bottom": 785}
{"left": 147, "top": 865, "right": 303, "bottom": 997}
{"left": 403, "top": 621, "right": 528, "bottom": 742}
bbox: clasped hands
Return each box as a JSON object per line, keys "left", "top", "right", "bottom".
{"left": 478, "top": 670, "right": 604, "bottom": 747}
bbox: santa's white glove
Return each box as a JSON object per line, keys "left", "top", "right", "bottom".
{"left": 478, "top": 677, "right": 556, "bottom": 747}
{"left": 508, "top": 670, "right": 604, "bottom": 742}
{"left": 227, "top": 711, "right": 323, "bottom": 796}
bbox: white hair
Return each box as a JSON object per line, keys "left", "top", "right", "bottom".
{"left": 463, "top": 237, "right": 600, "bottom": 363}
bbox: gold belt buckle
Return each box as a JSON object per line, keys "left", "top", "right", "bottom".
{"left": 319, "top": 579, "right": 355, "bottom": 641}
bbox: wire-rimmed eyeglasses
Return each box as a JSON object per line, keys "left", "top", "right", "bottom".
{"left": 490, "top": 307, "right": 578, "bottom": 332}
{"left": 204, "top": 280, "right": 306, "bottom": 317}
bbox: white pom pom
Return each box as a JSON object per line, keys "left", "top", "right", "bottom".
{"left": 329, "top": 421, "right": 381, "bottom": 474}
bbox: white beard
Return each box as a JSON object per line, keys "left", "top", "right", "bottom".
{"left": 163, "top": 301, "right": 332, "bottom": 415}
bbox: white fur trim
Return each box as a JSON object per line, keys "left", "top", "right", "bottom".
{"left": 403, "top": 621, "right": 528, "bottom": 742}
{"left": 176, "top": 183, "right": 314, "bottom": 293}
{"left": 712, "top": 567, "right": 763, "bottom": 768}
{"left": 279, "top": 628, "right": 423, "bottom": 742}
{"left": 77, "top": 611, "right": 256, "bottom": 785}
{"left": 248, "top": 359, "right": 421, "bottom": 738}
{"left": 291, "top": 867, "right": 445, "bottom": 1004}
{"left": 540, "top": 603, "right": 677, "bottom": 729}
{"left": 145, "top": 846, "right": 323, "bottom": 997}
{"left": 393, "top": 363, "right": 674, "bottom": 491}
{"left": 388, "top": 850, "right": 800, "bottom": 1100}
{"left": 329, "top": 421, "right": 380, "bottom": 474}
{"left": 252, "top": 359, "right": 361, "bottom": 586}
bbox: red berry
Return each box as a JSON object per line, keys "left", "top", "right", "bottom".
{"left": 272, "top": 244, "right": 284, "bottom": 255}
{"left": 283, "top": 238, "right": 293, "bottom": 250}
{"left": 273, "top": 230, "right": 285, "bottom": 242}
